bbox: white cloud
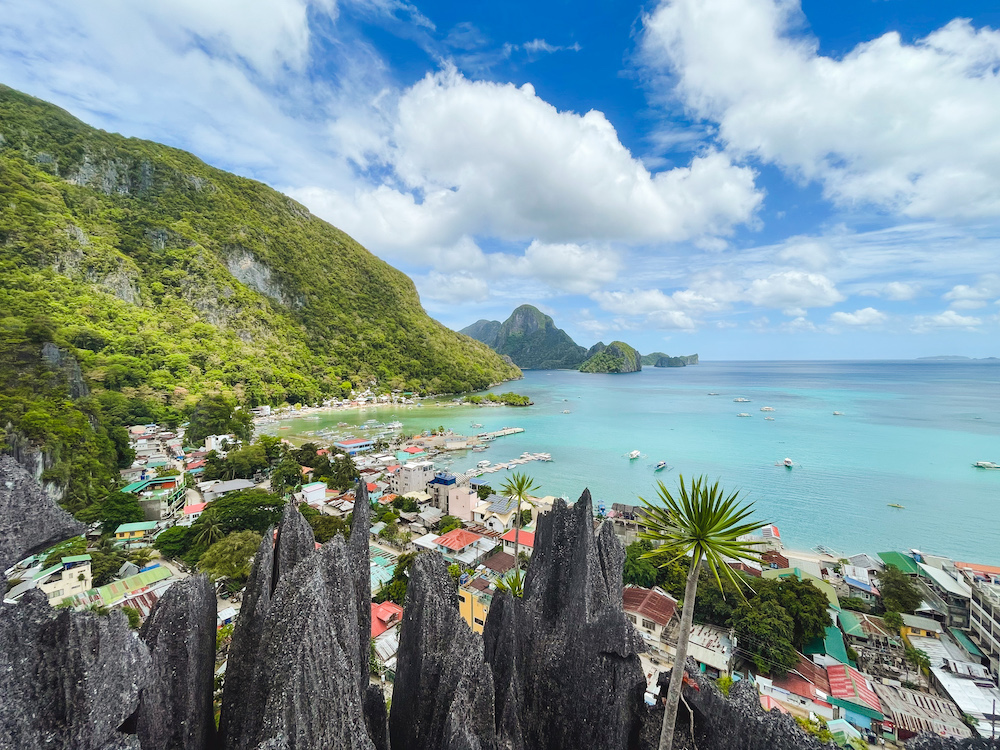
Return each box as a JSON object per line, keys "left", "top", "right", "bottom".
{"left": 299, "top": 67, "right": 762, "bottom": 252}
{"left": 649, "top": 310, "right": 697, "bottom": 330}
{"left": 641, "top": 0, "right": 1000, "bottom": 220}
{"left": 829, "top": 307, "right": 887, "bottom": 327}
{"left": 499, "top": 241, "right": 620, "bottom": 294}
{"left": 912, "top": 310, "right": 983, "bottom": 332}
{"left": 417, "top": 272, "right": 489, "bottom": 303}
{"left": 782, "top": 316, "right": 817, "bottom": 333}
{"left": 744, "top": 271, "right": 844, "bottom": 310}
{"left": 883, "top": 282, "right": 920, "bottom": 301}
{"left": 943, "top": 274, "right": 1000, "bottom": 309}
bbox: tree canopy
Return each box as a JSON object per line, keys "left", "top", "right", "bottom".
{"left": 198, "top": 530, "right": 262, "bottom": 588}
{"left": 185, "top": 394, "right": 252, "bottom": 448}
{"left": 877, "top": 565, "right": 923, "bottom": 614}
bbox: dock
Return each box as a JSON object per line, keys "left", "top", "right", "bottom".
{"left": 459, "top": 452, "right": 552, "bottom": 480}
{"left": 477, "top": 427, "right": 525, "bottom": 441}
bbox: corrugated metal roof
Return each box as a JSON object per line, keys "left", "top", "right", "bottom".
{"left": 878, "top": 551, "right": 920, "bottom": 575}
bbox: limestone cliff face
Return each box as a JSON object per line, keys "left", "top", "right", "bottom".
{"left": 461, "top": 305, "right": 587, "bottom": 370}
{"left": 482, "top": 491, "right": 647, "bottom": 749}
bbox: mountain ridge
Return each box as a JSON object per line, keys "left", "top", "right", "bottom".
{"left": 460, "top": 304, "right": 587, "bottom": 369}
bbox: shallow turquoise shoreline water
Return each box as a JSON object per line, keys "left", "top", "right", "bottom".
{"left": 263, "top": 361, "right": 1000, "bottom": 564}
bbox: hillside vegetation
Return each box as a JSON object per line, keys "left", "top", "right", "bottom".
{"left": 0, "top": 84, "right": 518, "bottom": 513}
{"left": 579, "top": 341, "right": 642, "bottom": 373}
{"left": 460, "top": 304, "right": 587, "bottom": 369}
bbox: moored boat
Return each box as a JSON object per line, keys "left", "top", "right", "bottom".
{"left": 973, "top": 461, "right": 1000, "bottom": 469}
{"left": 628, "top": 450, "right": 641, "bottom": 460}
{"left": 654, "top": 461, "right": 667, "bottom": 471}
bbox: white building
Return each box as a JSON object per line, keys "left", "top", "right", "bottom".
{"left": 389, "top": 461, "right": 435, "bottom": 496}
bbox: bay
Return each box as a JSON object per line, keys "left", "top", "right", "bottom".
{"left": 261, "top": 361, "right": 1000, "bottom": 564}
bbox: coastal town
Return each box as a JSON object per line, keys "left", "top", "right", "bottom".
{"left": 5, "top": 402, "right": 1000, "bottom": 749}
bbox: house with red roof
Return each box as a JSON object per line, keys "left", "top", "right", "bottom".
{"left": 825, "top": 663, "right": 884, "bottom": 733}
{"left": 371, "top": 601, "right": 403, "bottom": 638}
{"left": 623, "top": 585, "right": 677, "bottom": 641}
{"left": 180, "top": 502, "right": 207, "bottom": 526}
{"left": 432, "top": 527, "right": 497, "bottom": 566}
{"left": 500, "top": 528, "right": 534, "bottom": 558}
{"left": 755, "top": 652, "right": 840, "bottom": 721}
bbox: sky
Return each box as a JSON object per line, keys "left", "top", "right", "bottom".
{"left": 3, "top": 0, "right": 1000, "bottom": 360}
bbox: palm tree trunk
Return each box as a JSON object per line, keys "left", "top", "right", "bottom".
{"left": 513, "top": 499, "right": 520, "bottom": 569}
{"left": 659, "top": 551, "right": 702, "bottom": 750}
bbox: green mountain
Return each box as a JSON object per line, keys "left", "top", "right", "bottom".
{"left": 579, "top": 341, "right": 642, "bottom": 373}
{"left": 641, "top": 352, "right": 699, "bottom": 367}
{"left": 460, "top": 305, "right": 587, "bottom": 369}
{"left": 0, "top": 84, "right": 519, "bottom": 513}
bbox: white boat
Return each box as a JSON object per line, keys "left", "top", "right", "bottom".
{"left": 472, "top": 446, "right": 488, "bottom": 453}
{"left": 734, "top": 397, "right": 751, "bottom": 403}
{"left": 764, "top": 416, "right": 775, "bottom": 421}
{"left": 477, "top": 460, "right": 491, "bottom": 468}
{"left": 707, "top": 392, "right": 719, "bottom": 396}
{"left": 737, "top": 413, "right": 751, "bottom": 418}
{"left": 654, "top": 461, "right": 667, "bottom": 471}
{"left": 783, "top": 458, "right": 793, "bottom": 468}
{"left": 760, "top": 406, "right": 775, "bottom": 412}
{"left": 562, "top": 410, "right": 571, "bottom": 414}
{"left": 471, "top": 423, "right": 483, "bottom": 428}
{"left": 832, "top": 411, "right": 844, "bottom": 416}
{"left": 973, "top": 461, "right": 1000, "bottom": 470}
{"left": 628, "top": 450, "right": 641, "bottom": 460}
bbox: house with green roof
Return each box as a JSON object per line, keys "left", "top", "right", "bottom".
{"left": 4, "top": 555, "right": 93, "bottom": 606}
{"left": 114, "top": 521, "right": 158, "bottom": 547}
{"left": 877, "top": 551, "right": 920, "bottom": 575}
{"left": 121, "top": 475, "right": 186, "bottom": 520}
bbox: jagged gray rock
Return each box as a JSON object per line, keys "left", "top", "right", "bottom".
{"left": 0, "top": 589, "right": 152, "bottom": 750}
{"left": 390, "top": 552, "right": 498, "bottom": 750}
{"left": 363, "top": 685, "right": 390, "bottom": 750}
{"left": 219, "top": 499, "right": 380, "bottom": 750}
{"left": 643, "top": 667, "right": 834, "bottom": 750}
{"left": 482, "top": 490, "right": 646, "bottom": 750}
{"left": 907, "top": 738, "right": 1000, "bottom": 750}
{"left": 0, "top": 453, "right": 85, "bottom": 570}
{"left": 41, "top": 342, "right": 89, "bottom": 398}
{"left": 136, "top": 575, "right": 217, "bottom": 750}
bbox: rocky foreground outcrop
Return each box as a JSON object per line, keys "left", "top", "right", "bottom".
{"left": 0, "top": 454, "right": 84, "bottom": 570}
{"left": 483, "top": 491, "right": 646, "bottom": 750}
{"left": 1, "top": 469, "right": 991, "bottom": 750}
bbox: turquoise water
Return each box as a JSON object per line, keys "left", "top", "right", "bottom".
{"left": 264, "top": 362, "right": 1000, "bottom": 564}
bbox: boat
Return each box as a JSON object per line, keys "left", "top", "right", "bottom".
{"left": 471, "top": 423, "right": 483, "bottom": 428}
{"left": 973, "top": 461, "right": 1000, "bottom": 470}
{"left": 628, "top": 450, "right": 641, "bottom": 460}
{"left": 760, "top": 406, "right": 775, "bottom": 412}
{"left": 887, "top": 503, "right": 905, "bottom": 509}
{"left": 737, "top": 413, "right": 751, "bottom": 418}
{"left": 783, "top": 458, "right": 793, "bottom": 468}
{"left": 707, "top": 392, "right": 719, "bottom": 396}
{"left": 734, "top": 397, "right": 751, "bottom": 403}
{"left": 472, "top": 446, "right": 488, "bottom": 453}
{"left": 764, "top": 416, "right": 775, "bottom": 421}
{"left": 477, "top": 460, "right": 491, "bottom": 468}
{"left": 654, "top": 461, "right": 667, "bottom": 471}
{"left": 562, "top": 410, "right": 571, "bottom": 414}
{"left": 832, "top": 411, "right": 844, "bottom": 416}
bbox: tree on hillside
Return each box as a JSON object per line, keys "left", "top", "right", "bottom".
{"left": 759, "top": 576, "right": 832, "bottom": 650}
{"left": 154, "top": 526, "right": 192, "bottom": 559}
{"left": 729, "top": 598, "right": 799, "bottom": 676}
{"left": 877, "top": 565, "right": 923, "bottom": 614}
{"left": 437, "top": 515, "right": 463, "bottom": 535}
{"left": 185, "top": 394, "right": 252, "bottom": 447}
{"left": 198, "top": 531, "right": 262, "bottom": 589}
{"left": 476, "top": 484, "right": 493, "bottom": 501}
{"left": 99, "top": 490, "right": 144, "bottom": 534}
{"left": 326, "top": 451, "right": 360, "bottom": 491}
{"left": 270, "top": 453, "right": 302, "bottom": 496}
{"left": 196, "top": 489, "right": 284, "bottom": 536}
{"left": 623, "top": 540, "right": 658, "bottom": 588}
{"left": 640, "top": 476, "right": 766, "bottom": 750}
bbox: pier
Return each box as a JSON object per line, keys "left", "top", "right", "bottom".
{"left": 477, "top": 427, "right": 525, "bottom": 441}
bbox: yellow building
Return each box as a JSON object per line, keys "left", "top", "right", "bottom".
{"left": 114, "top": 521, "right": 158, "bottom": 546}
{"left": 900, "top": 613, "right": 943, "bottom": 639}
{"left": 458, "top": 579, "right": 494, "bottom": 634}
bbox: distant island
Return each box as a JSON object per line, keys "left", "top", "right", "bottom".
{"left": 917, "top": 356, "right": 999, "bottom": 361}
{"left": 461, "top": 305, "right": 697, "bottom": 375}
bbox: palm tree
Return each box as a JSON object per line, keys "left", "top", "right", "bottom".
{"left": 639, "top": 475, "right": 766, "bottom": 750}
{"left": 194, "top": 518, "right": 224, "bottom": 548}
{"left": 498, "top": 472, "right": 539, "bottom": 570}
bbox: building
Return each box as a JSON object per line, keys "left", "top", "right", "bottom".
{"left": 426, "top": 472, "right": 457, "bottom": 511}
{"left": 500, "top": 528, "right": 534, "bottom": 559}
{"left": 63, "top": 565, "right": 173, "bottom": 611}
{"left": 970, "top": 579, "right": 1000, "bottom": 676}
{"left": 928, "top": 659, "right": 1000, "bottom": 738}
{"left": 901, "top": 613, "right": 944, "bottom": 639}
{"left": 334, "top": 438, "right": 374, "bottom": 456}
{"left": 662, "top": 622, "right": 734, "bottom": 678}
{"left": 473, "top": 494, "right": 521, "bottom": 533}
{"left": 622, "top": 585, "right": 677, "bottom": 642}
{"left": 202, "top": 478, "right": 255, "bottom": 502}
{"left": 180, "top": 502, "right": 207, "bottom": 526}
{"left": 431, "top": 528, "right": 497, "bottom": 567}
{"left": 395, "top": 445, "right": 427, "bottom": 462}
{"left": 389, "top": 461, "right": 435, "bottom": 496}
{"left": 871, "top": 682, "right": 971, "bottom": 742}
{"left": 114, "top": 521, "right": 159, "bottom": 548}
{"left": 7, "top": 555, "right": 93, "bottom": 606}
{"left": 371, "top": 601, "right": 403, "bottom": 637}
{"left": 121, "top": 476, "right": 186, "bottom": 520}
{"left": 825, "top": 663, "right": 885, "bottom": 733}
{"left": 458, "top": 576, "right": 495, "bottom": 634}
{"left": 917, "top": 562, "right": 972, "bottom": 630}
{"left": 755, "top": 652, "right": 840, "bottom": 722}
{"left": 447, "top": 487, "right": 479, "bottom": 521}
{"left": 301, "top": 481, "right": 327, "bottom": 505}
{"left": 877, "top": 551, "right": 921, "bottom": 576}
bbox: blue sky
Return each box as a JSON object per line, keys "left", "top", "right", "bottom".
{"left": 3, "top": 0, "right": 1000, "bottom": 360}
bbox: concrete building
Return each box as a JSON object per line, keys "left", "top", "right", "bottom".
{"left": 202, "top": 478, "right": 255, "bottom": 502}
{"left": 970, "top": 579, "right": 1000, "bottom": 676}
{"left": 662, "top": 622, "right": 734, "bottom": 678}
{"left": 500, "top": 528, "right": 534, "bottom": 559}
{"left": 473, "top": 494, "right": 520, "bottom": 533}
{"left": 755, "top": 652, "right": 840, "bottom": 722}
{"left": 917, "top": 562, "right": 972, "bottom": 630}
{"left": 447, "top": 487, "right": 479, "bottom": 521}
{"left": 7, "top": 555, "right": 93, "bottom": 606}
{"left": 301, "top": 481, "right": 327, "bottom": 505}
{"left": 623, "top": 585, "right": 677, "bottom": 642}
{"left": 430, "top": 528, "right": 497, "bottom": 567}
{"left": 389, "top": 461, "right": 434, "bottom": 496}
{"left": 121, "top": 476, "right": 186, "bottom": 521}
{"left": 825, "top": 663, "right": 885, "bottom": 734}
{"left": 426, "top": 472, "right": 457, "bottom": 511}
{"left": 458, "top": 577, "right": 494, "bottom": 634}
{"left": 871, "top": 681, "right": 971, "bottom": 742}
{"left": 114, "top": 521, "right": 159, "bottom": 548}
